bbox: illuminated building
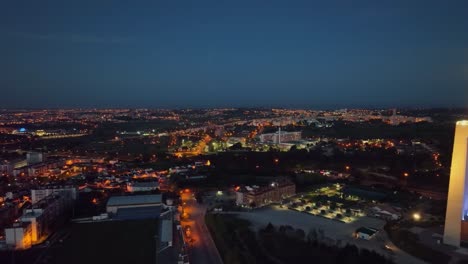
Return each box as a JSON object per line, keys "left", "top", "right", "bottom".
{"left": 12, "top": 127, "right": 28, "bottom": 135}
{"left": 444, "top": 120, "right": 468, "bottom": 247}
{"left": 5, "top": 222, "right": 33, "bottom": 249}
{"left": 258, "top": 129, "right": 302, "bottom": 144}
{"left": 1, "top": 159, "right": 27, "bottom": 176}
{"left": 5, "top": 192, "right": 73, "bottom": 249}
{"left": 126, "top": 181, "right": 159, "bottom": 193}
{"left": 13, "top": 159, "right": 65, "bottom": 177}
{"left": 31, "top": 186, "right": 77, "bottom": 204}
{"left": 236, "top": 179, "right": 295, "bottom": 207}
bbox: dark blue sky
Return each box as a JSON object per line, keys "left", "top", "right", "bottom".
{"left": 1, "top": 0, "right": 467, "bottom": 108}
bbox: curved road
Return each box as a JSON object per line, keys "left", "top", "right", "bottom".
{"left": 181, "top": 192, "right": 223, "bottom": 264}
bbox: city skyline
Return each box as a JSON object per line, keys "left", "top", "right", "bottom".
{"left": 2, "top": 1, "right": 468, "bottom": 263}
{"left": 1, "top": 1, "right": 468, "bottom": 108}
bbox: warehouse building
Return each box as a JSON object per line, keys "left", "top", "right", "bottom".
{"left": 106, "top": 194, "right": 162, "bottom": 220}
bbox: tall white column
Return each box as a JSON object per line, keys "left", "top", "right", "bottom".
{"left": 444, "top": 121, "right": 468, "bottom": 247}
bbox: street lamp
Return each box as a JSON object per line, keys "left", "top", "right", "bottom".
{"left": 413, "top": 213, "right": 421, "bottom": 221}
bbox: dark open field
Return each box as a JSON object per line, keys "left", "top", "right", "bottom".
{"left": 50, "top": 219, "right": 159, "bottom": 264}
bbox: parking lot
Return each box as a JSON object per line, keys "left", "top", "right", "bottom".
{"left": 237, "top": 205, "right": 384, "bottom": 241}
{"left": 232, "top": 205, "right": 425, "bottom": 264}
{"left": 283, "top": 184, "right": 368, "bottom": 223}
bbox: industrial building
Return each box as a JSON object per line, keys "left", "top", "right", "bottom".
{"left": 106, "top": 194, "right": 162, "bottom": 220}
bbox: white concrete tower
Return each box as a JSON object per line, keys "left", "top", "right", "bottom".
{"left": 444, "top": 120, "right": 468, "bottom": 247}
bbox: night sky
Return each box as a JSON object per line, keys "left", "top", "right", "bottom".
{"left": 1, "top": 1, "right": 467, "bottom": 109}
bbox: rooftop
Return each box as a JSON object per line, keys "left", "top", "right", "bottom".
{"left": 114, "top": 206, "right": 161, "bottom": 220}
{"left": 457, "top": 120, "right": 468, "bottom": 126}
{"left": 355, "top": 227, "right": 378, "bottom": 236}
{"left": 22, "top": 209, "right": 43, "bottom": 219}
{"left": 128, "top": 182, "right": 159, "bottom": 187}
{"left": 107, "top": 194, "right": 162, "bottom": 207}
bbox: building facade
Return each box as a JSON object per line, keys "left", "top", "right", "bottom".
{"left": 5, "top": 192, "right": 73, "bottom": 249}
{"left": 106, "top": 194, "right": 162, "bottom": 215}
{"left": 27, "top": 152, "right": 44, "bottom": 165}
{"left": 259, "top": 130, "right": 301, "bottom": 144}
{"left": 31, "top": 186, "right": 77, "bottom": 204}
{"left": 237, "top": 179, "right": 295, "bottom": 208}
{"left": 126, "top": 182, "right": 159, "bottom": 193}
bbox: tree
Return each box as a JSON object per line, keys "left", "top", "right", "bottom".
{"left": 265, "top": 222, "right": 275, "bottom": 233}
{"left": 295, "top": 228, "right": 306, "bottom": 240}
{"left": 307, "top": 228, "right": 318, "bottom": 241}
{"left": 230, "top": 142, "right": 243, "bottom": 150}
{"left": 336, "top": 239, "right": 342, "bottom": 247}
{"left": 279, "top": 225, "right": 286, "bottom": 233}
{"left": 318, "top": 229, "right": 325, "bottom": 240}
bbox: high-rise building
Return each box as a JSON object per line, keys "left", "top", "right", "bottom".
{"left": 444, "top": 120, "right": 468, "bottom": 247}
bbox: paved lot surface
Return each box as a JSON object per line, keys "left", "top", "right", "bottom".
{"left": 231, "top": 205, "right": 426, "bottom": 264}
{"left": 412, "top": 226, "right": 468, "bottom": 263}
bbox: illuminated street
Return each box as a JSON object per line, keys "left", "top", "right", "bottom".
{"left": 180, "top": 191, "right": 223, "bottom": 264}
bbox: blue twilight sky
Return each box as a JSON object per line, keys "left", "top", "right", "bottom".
{"left": 1, "top": 0, "right": 467, "bottom": 109}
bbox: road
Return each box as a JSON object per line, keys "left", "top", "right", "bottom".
{"left": 180, "top": 191, "right": 223, "bottom": 264}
